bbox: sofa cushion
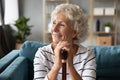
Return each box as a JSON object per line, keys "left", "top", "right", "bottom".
{"left": 90, "top": 46, "right": 120, "bottom": 80}
{"left": 0, "top": 56, "right": 28, "bottom": 80}
{"left": 90, "top": 46, "right": 120, "bottom": 69}
{"left": 97, "top": 77, "right": 120, "bottom": 80}
{"left": 0, "top": 50, "right": 19, "bottom": 73}
{"left": 97, "top": 68, "right": 120, "bottom": 77}
{"left": 19, "top": 41, "right": 48, "bottom": 62}
{"left": 19, "top": 41, "right": 48, "bottom": 80}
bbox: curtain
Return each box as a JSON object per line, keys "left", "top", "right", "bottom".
{"left": 0, "top": 0, "right": 18, "bottom": 57}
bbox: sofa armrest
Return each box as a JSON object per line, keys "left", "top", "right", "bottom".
{"left": 0, "top": 56, "right": 28, "bottom": 80}
{"left": 0, "top": 50, "right": 19, "bottom": 73}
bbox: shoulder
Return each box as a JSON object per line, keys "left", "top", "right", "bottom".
{"left": 77, "top": 45, "right": 96, "bottom": 64}
{"left": 77, "top": 45, "right": 95, "bottom": 57}
{"left": 38, "top": 44, "right": 51, "bottom": 51}
{"left": 78, "top": 45, "right": 94, "bottom": 53}
{"left": 38, "top": 44, "right": 54, "bottom": 53}
{"left": 35, "top": 44, "right": 53, "bottom": 58}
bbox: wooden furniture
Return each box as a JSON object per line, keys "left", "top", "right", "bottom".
{"left": 89, "top": 0, "right": 118, "bottom": 46}
{"left": 43, "top": 0, "right": 69, "bottom": 43}
{"left": 97, "top": 36, "right": 112, "bottom": 46}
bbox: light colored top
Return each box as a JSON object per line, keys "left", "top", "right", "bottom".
{"left": 34, "top": 44, "right": 96, "bottom": 80}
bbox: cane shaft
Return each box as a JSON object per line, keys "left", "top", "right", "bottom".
{"left": 61, "top": 49, "right": 68, "bottom": 80}
{"left": 62, "top": 62, "right": 66, "bottom": 80}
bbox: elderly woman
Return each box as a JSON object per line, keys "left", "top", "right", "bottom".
{"left": 34, "top": 3, "right": 96, "bottom": 80}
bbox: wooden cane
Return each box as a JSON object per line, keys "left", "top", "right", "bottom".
{"left": 61, "top": 49, "right": 68, "bottom": 80}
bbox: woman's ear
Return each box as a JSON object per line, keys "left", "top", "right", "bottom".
{"left": 72, "top": 30, "right": 77, "bottom": 38}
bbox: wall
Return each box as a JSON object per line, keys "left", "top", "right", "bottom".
{"left": 19, "top": 0, "right": 120, "bottom": 45}
{"left": 19, "top": 0, "right": 43, "bottom": 42}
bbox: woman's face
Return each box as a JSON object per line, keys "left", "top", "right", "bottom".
{"left": 51, "top": 12, "right": 77, "bottom": 43}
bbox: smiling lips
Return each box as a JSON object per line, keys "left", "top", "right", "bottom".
{"left": 52, "top": 33, "right": 62, "bottom": 38}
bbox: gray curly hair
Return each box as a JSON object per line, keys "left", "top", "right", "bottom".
{"left": 49, "top": 3, "right": 88, "bottom": 44}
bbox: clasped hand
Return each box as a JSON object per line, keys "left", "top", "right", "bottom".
{"left": 53, "top": 41, "right": 74, "bottom": 70}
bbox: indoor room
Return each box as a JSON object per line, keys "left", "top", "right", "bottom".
{"left": 0, "top": 0, "right": 120, "bottom": 80}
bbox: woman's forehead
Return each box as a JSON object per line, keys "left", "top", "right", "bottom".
{"left": 53, "top": 13, "right": 71, "bottom": 23}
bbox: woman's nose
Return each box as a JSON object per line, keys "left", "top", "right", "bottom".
{"left": 52, "top": 24, "right": 59, "bottom": 32}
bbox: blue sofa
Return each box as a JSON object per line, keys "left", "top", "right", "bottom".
{"left": 0, "top": 41, "right": 120, "bottom": 80}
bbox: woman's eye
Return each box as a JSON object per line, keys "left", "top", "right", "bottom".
{"left": 53, "top": 22, "right": 56, "bottom": 25}
{"left": 60, "top": 23, "right": 65, "bottom": 27}
{"left": 52, "top": 21, "right": 66, "bottom": 27}
{"left": 60, "top": 23, "right": 65, "bottom": 26}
